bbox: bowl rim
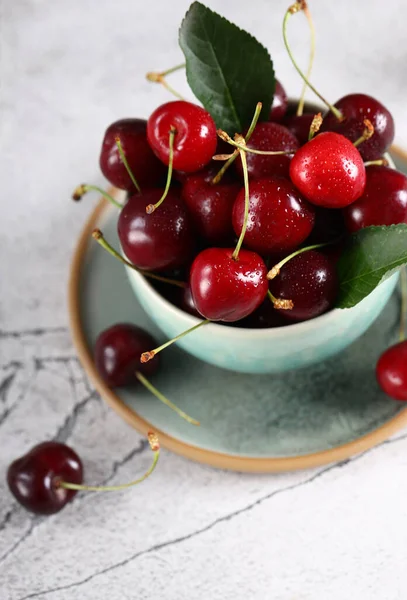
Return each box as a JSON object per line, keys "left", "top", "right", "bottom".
{"left": 125, "top": 152, "right": 396, "bottom": 338}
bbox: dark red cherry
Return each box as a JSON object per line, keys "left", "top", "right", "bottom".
{"left": 321, "top": 94, "right": 395, "bottom": 161}
{"left": 343, "top": 166, "right": 407, "bottom": 232}
{"left": 99, "top": 119, "right": 166, "bottom": 190}
{"left": 180, "top": 285, "right": 202, "bottom": 318}
{"left": 7, "top": 442, "right": 83, "bottom": 515}
{"left": 376, "top": 341, "right": 407, "bottom": 401}
{"left": 235, "top": 122, "right": 299, "bottom": 180}
{"left": 147, "top": 101, "right": 217, "bottom": 173}
{"left": 190, "top": 248, "right": 268, "bottom": 322}
{"left": 270, "top": 251, "right": 339, "bottom": 321}
{"left": 118, "top": 189, "right": 194, "bottom": 271}
{"left": 237, "top": 298, "right": 287, "bottom": 328}
{"left": 95, "top": 324, "right": 159, "bottom": 387}
{"left": 307, "top": 206, "right": 346, "bottom": 244}
{"left": 289, "top": 132, "right": 366, "bottom": 208}
{"left": 269, "top": 80, "right": 288, "bottom": 122}
{"left": 232, "top": 177, "right": 315, "bottom": 255}
{"left": 283, "top": 113, "right": 314, "bottom": 145}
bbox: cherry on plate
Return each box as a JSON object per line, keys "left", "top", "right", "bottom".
{"left": 376, "top": 341, "right": 407, "bottom": 401}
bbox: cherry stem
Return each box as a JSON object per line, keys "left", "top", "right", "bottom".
{"left": 308, "top": 112, "right": 323, "bottom": 141}
{"left": 59, "top": 432, "right": 160, "bottom": 492}
{"left": 400, "top": 266, "right": 407, "bottom": 342}
{"left": 92, "top": 229, "right": 186, "bottom": 288}
{"left": 217, "top": 130, "right": 293, "bottom": 156}
{"left": 267, "top": 289, "right": 294, "bottom": 310}
{"left": 267, "top": 242, "right": 329, "bottom": 280}
{"left": 146, "top": 64, "right": 186, "bottom": 101}
{"left": 140, "top": 319, "right": 210, "bottom": 363}
{"left": 115, "top": 137, "right": 141, "bottom": 193}
{"left": 232, "top": 148, "right": 250, "bottom": 261}
{"left": 212, "top": 102, "right": 263, "bottom": 184}
{"left": 353, "top": 119, "right": 374, "bottom": 148}
{"left": 146, "top": 126, "right": 176, "bottom": 214}
{"left": 364, "top": 158, "right": 389, "bottom": 167}
{"left": 136, "top": 371, "right": 200, "bottom": 425}
{"left": 296, "top": 1, "right": 316, "bottom": 116}
{"left": 72, "top": 184, "right": 122, "bottom": 209}
{"left": 283, "top": 3, "right": 342, "bottom": 121}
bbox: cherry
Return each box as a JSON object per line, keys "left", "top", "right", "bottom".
{"left": 189, "top": 248, "right": 268, "bottom": 321}
{"left": 95, "top": 324, "right": 159, "bottom": 387}
{"left": 376, "top": 341, "right": 407, "bottom": 401}
{"left": 269, "top": 80, "right": 288, "bottom": 122}
{"left": 289, "top": 132, "right": 366, "bottom": 208}
{"left": 235, "top": 122, "right": 299, "bottom": 180}
{"left": 321, "top": 94, "right": 395, "bottom": 161}
{"left": 283, "top": 113, "right": 314, "bottom": 145}
{"left": 99, "top": 119, "right": 165, "bottom": 190}
{"left": 343, "top": 166, "right": 407, "bottom": 232}
{"left": 7, "top": 442, "right": 83, "bottom": 515}
{"left": 232, "top": 176, "right": 315, "bottom": 255}
{"left": 182, "top": 170, "right": 240, "bottom": 244}
{"left": 180, "top": 285, "right": 202, "bottom": 318}
{"left": 269, "top": 250, "right": 338, "bottom": 321}
{"left": 237, "top": 298, "right": 287, "bottom": 328}
{"left": 118, "top": 189, "right": 194, "bottom": 271}
{"left": 147, "top": 101, "right": 217, "bottom": 173}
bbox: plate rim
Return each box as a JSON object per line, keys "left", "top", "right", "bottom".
{"left": 68, "top": 145, "right": 407, "bottom": 473}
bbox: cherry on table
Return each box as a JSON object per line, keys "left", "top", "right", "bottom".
{"left": 99, "top": 119, "right": 166, "bottom": 191}
{"left": 283, "top": 113, "right": 314, "bottom": 145}
{"left": 343, "top": 166, "right": 407, "bottom": 232}
{"left": 289, "top": 132, "right": 366, "bottom": 208}
{"left": 376, "top": 341, "right": 407, "bottom": 401}
{"left": 232, "top": 176, "right": 315, "bottom": 255}
{"left": 7, "top": 442, "right": 83, "bottom": 515}
{"left": 235, "top": 122, "right": 299, "bottom": 180}
{"left": 189, "top": 247, "right": 268, "bottom": 322}
{"left": 269, "top": 80, "right": 288, "bottom": 122}
{"left": 147, "top": 101, "right": 217, "bottom": 173}
{"left": 269, "top": 250, "right": 339, "bottom": 321}
{"left": 118, "top": 188, "right": 195, "bottom": 271}
{"left": 321, "top": 93, "right": 395, "bottom": 161}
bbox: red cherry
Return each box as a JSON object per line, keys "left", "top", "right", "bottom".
{"left": 235, "top": 122, "right": 299, "bottom": 180}
{"left": 270, "top": 251, "right": 339, "bottom": 321}
{"left": 269, "top": 80, "right": 288, "bottom": 122}
{"left": 118, "top": 189, "right": 194, "bottom": 271}
{"left": 344, "top": 166, "right": 407, "bottom": 232}
{"left": 99, "top": 119, "right": 165, "bottom": 190}
{"left": 147, "top": 101, "right": 217, "bottom": 173}
{"left": 7, "top": 442, "right": 83, "bottom": 515}
{"left": 289, "top": 132, "right": 366, "bottom": 208}
{"left": 95, "top": 324, "right": 159, "bottom": 387}
{"left": 376, "top": 341, "right": 407, "bottom": 401}
{"left": 190, "top": 248, "right": 268, "bottom": 322}
{"left": 182, "top": 169, "right": 240, "bottom": 244}
{"left": 180, "top": 285, "right": 202, "bottom": 318}
{"left": 232, "top": 177, "right": 315, "bottom": 255}
{"left": 321, "top": 94, "right": 395, "bottom": 161}
{"left": 283, "top": 113, "right": 314, "bottom": 145}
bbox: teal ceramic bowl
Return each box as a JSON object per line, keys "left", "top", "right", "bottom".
{"left": 125, "top": 264, "right": 399, "bottom": 374}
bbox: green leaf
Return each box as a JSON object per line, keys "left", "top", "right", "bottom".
{"left": 179, "top": 1, "right": 275, "bottom": 134}
{"left": 336, "top": 224, "right": 407, "bottom": 309}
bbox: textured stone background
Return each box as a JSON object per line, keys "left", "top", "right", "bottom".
{"left": 1, "top": 1, "right": 407, "bottom": 598}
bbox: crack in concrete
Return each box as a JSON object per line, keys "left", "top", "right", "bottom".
{"left": 0, "top": 327, "right": 68, "bottom": 339}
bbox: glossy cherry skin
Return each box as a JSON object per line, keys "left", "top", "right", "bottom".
{"left": 95, "top": 324, "right": 159, "bottom": 387}
{"left": 269, "top": 251, "right": 339, "bottom": 322}
{"left": 269, "top": 80, "right": 288, "bottom": 122}
{"left": 235, "top": 122, "right": 299, "bottom": 180}
{"left": 190, "top": 248, "right": 268, "bottom": 322}
{"left": 376, "top": 341, "right": 407, "bottom": 401}
{"left": 7, "top": 442, "right": 83, "bottom": 515}
{"left": 182, "top": 170, "right": 240, "bottom": 244}
{"left": 289, "top": 132, "right": 366, "bottom": 208}
{"left": 321, "top": 94, "right": 395, "bottom": 161}
{"left": 232, "top": 177, "right": 315, "bottom": 255}
{"left": 343, "top": 166, "right": 407, "bottom": 232}
{"left": 118, "top": 189, "right": 194, "bottom": 271}
{"left": 283, "top": 114, "right": 314, "bottom": 146}
{"left": 99, "top": 119, "right": 166, "bottom": 190}
{"left": 147, "top": 101, "right": 217, "bottom": 173}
